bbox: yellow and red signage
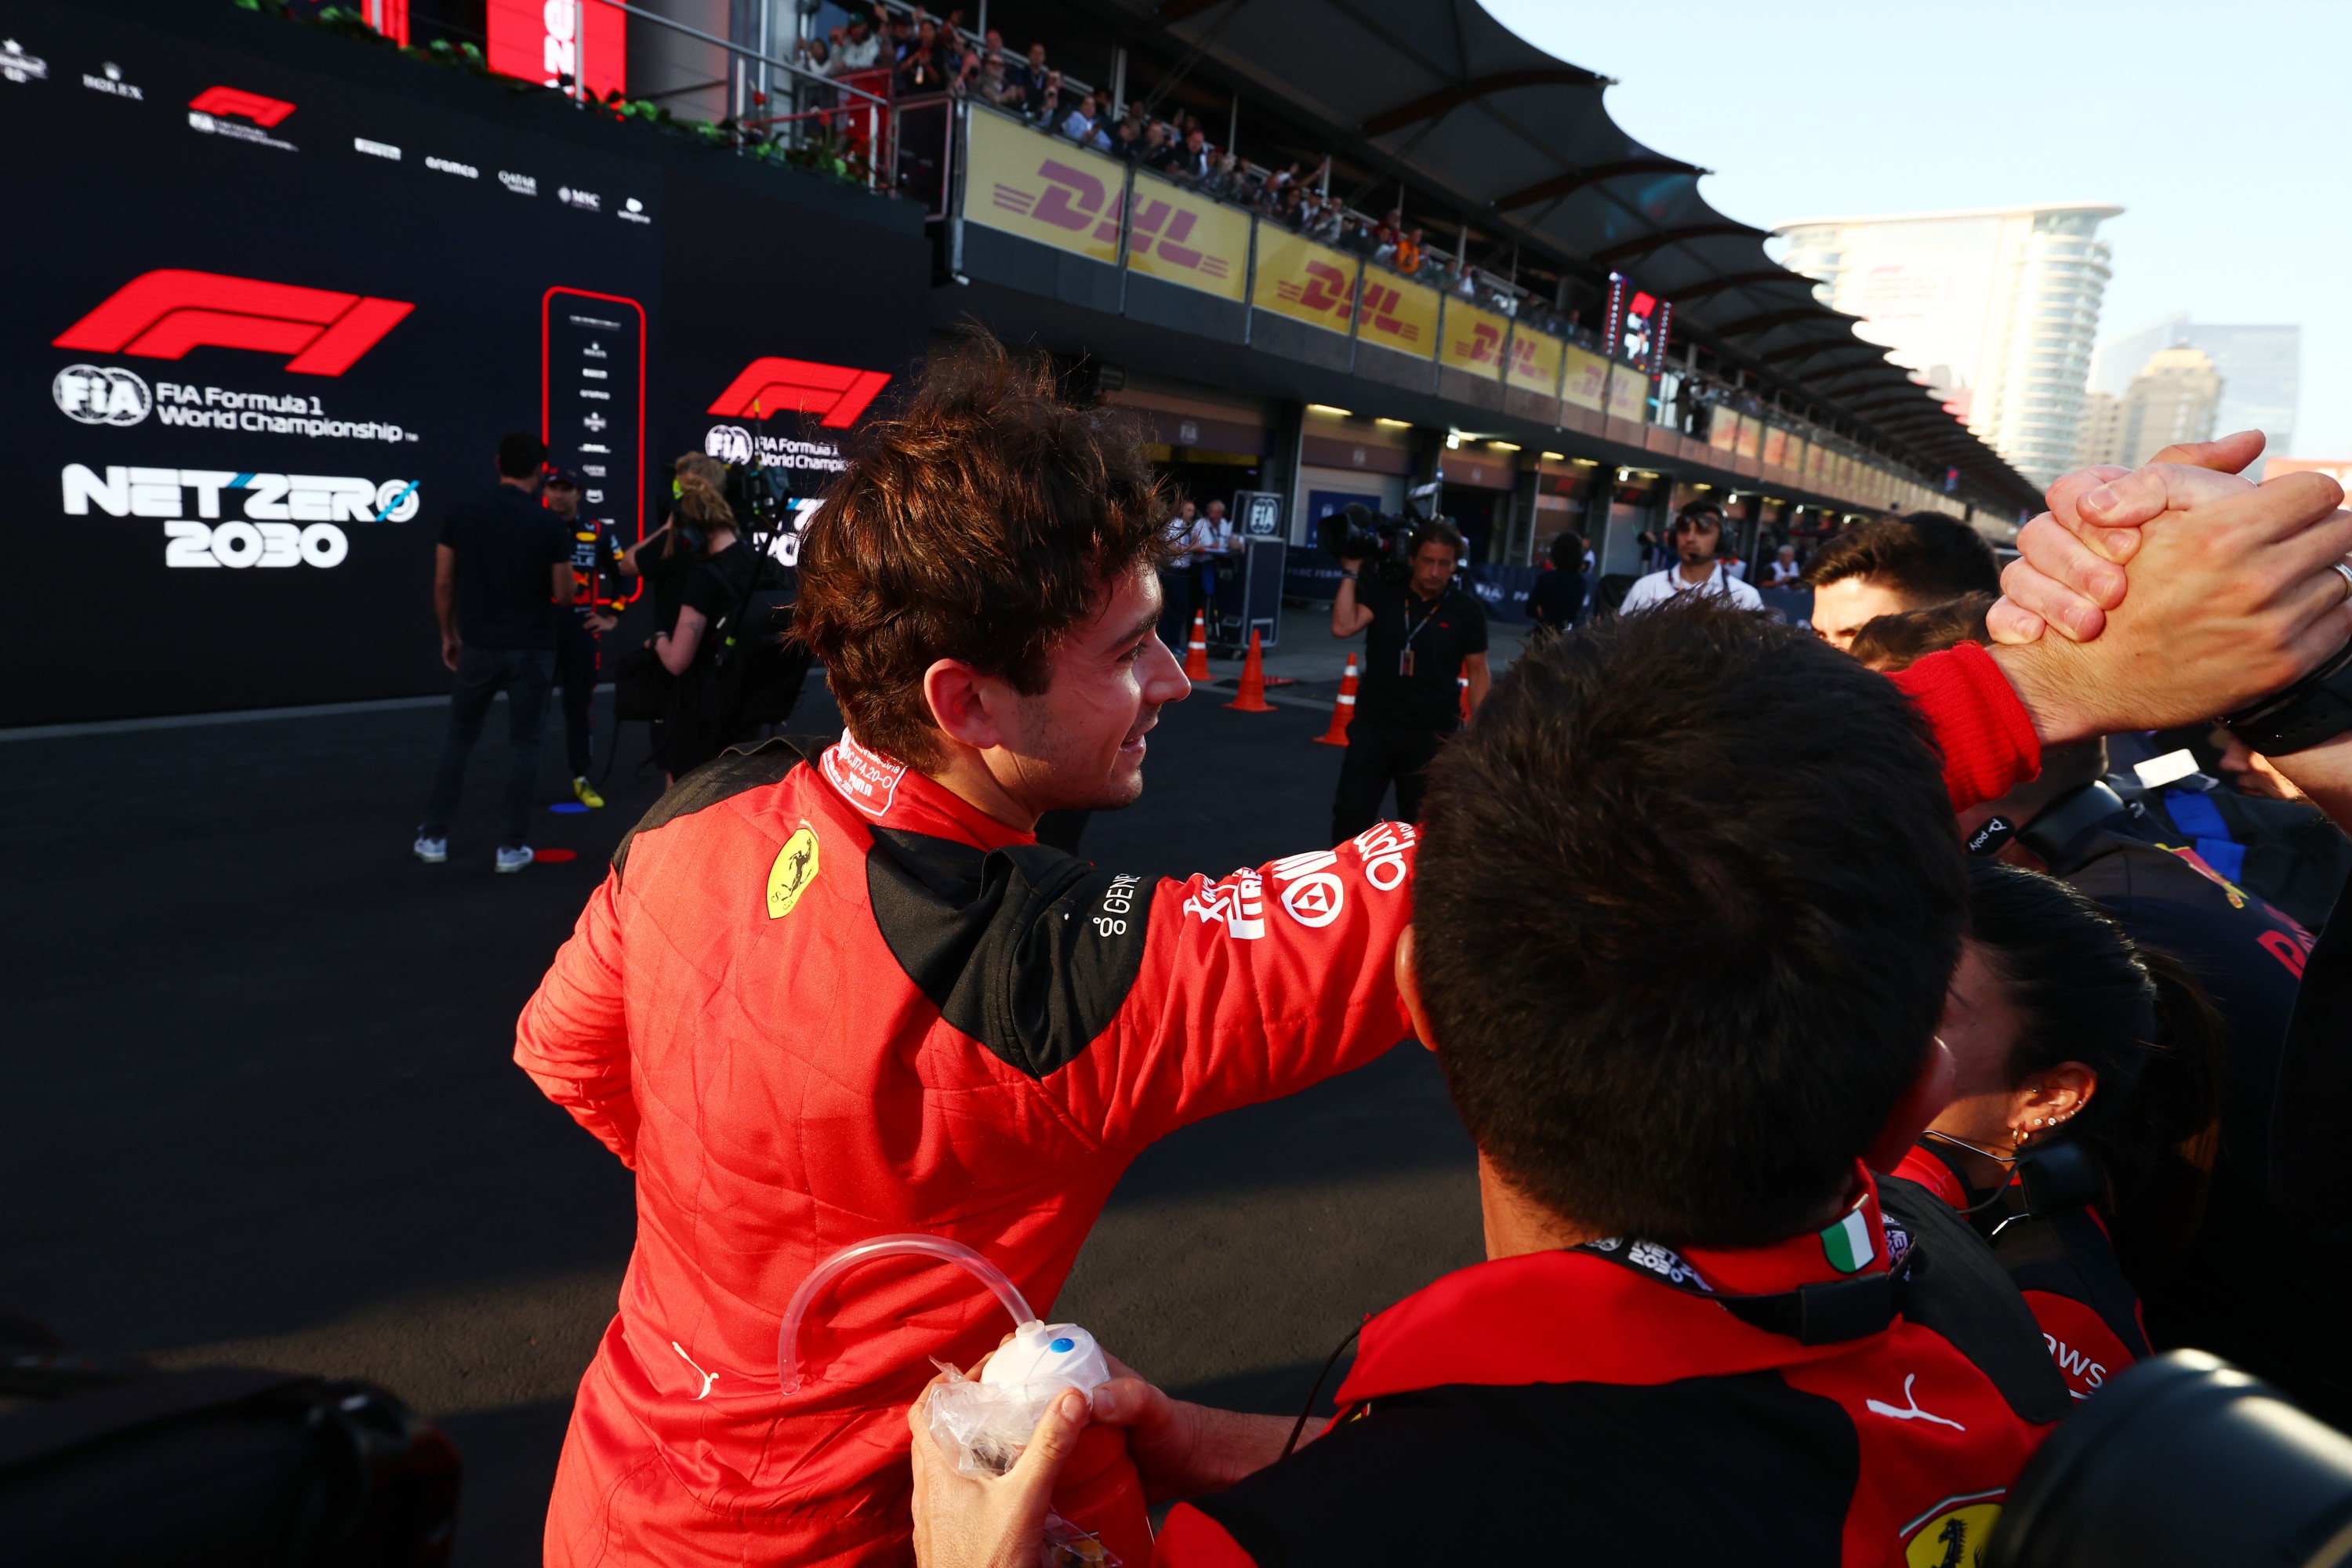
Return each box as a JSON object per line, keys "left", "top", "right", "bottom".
{"left": 1439, "top": 298, "right": 1509, "bottom": 380}
{"left": 1252, "top": 229, "right": 1358, "bottom": 335}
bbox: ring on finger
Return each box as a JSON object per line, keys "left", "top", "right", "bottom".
{"left": 2338, "top": 561, "right": 2352, "bottom": 603}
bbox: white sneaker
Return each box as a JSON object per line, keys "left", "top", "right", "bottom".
{"left": 495, "top": 846, "right": 535, "bottom": 873}
{"left": 413, "top": 836, "right": 448, "bottom": 864}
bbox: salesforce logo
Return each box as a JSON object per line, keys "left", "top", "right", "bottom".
{"left": 54, "top": 363, "right": 152, "bottom": 426}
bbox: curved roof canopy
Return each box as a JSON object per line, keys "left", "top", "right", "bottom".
{"left": 1109, "top": 0, "right": 2041, "bottom": 512}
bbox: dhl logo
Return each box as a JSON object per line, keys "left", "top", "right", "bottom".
{"left": 1356, "top": 281, "right": 1418, "bottom": 343}
{"left": 1508, "top": 336, "right": 1541, "bottom": 376}
{"left": 1275, "top": 259, "right": 1354, "bottom": 318}
{"left": 991, "top": 161, "right": 1227, "bottom": 279}
{"left": 1452, "top": 321, "right": 1504, "bottom": 366}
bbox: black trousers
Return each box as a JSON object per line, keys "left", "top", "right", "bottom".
{"left": 1331, "top": 721, "right": 1448, "bottom": 847}
{"left": 419, "top": 646, "right": 554, "bottom": 848}
{"left": 557, "top": 618, "right": 601, "bottom": 778}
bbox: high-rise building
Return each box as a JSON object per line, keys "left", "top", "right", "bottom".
{"left": 1774, "top": 202, "right": 2122, "bottom": 488}
{"left": 2073, "top": 389, "right": 2127, "bottom": 470}
{"left": 2091, "top": 318, "right": 2299, "bottom": 476}
{"left": 2117, "top": 346, "right": 2223, "bottom": 465}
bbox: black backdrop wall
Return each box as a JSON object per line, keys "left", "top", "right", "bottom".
{"left": 2, "top": 0, "right": 931, "bottom": 726}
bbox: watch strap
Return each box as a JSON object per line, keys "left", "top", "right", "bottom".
{"left": 2223, "top": 636, "right": 2352, "bottom": 757}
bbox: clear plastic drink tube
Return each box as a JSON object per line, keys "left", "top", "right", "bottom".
{"left": 776, "top": 1232, "right": 1036, "bottom": 1395}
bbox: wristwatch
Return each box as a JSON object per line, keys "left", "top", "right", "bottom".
{"left": 2223, "top": 634, "right": 2352, "bottom": 757}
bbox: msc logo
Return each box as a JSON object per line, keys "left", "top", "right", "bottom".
{"left": 707, "top": 357, "right": 891, "bottom": 429}
{"left": 53, "top": 270, "right": 414, "bottom": 377}
{"left": 54, "top": 365, "right": 152, "bottom": 426}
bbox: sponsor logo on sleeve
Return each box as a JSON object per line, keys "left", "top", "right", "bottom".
{"left": 1348, "top": 822, "right": 1415, "bottom": 891}
{"left": 1181, "top": 869, "right": 1265, "bottom": 940}
{"left": 1269, "top": 849, "right": 1345, "bottom": 928}
{"left": 820, "top": 732, "right": 908, "bottom": 818}
{"left": 1089, "top": 873, "right": 1142, "bottom": 938}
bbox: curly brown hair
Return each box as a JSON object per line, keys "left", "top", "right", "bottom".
{"left": 795, "top": 336, "right": 1171, "bottom": 768}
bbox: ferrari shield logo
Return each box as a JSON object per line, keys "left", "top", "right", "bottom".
{"left": 767, "top": 826, "right": 820, "bottom": 919}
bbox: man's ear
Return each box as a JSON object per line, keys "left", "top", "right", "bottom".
{"left": 1864, "top": 1037, "right": 1957, "bottom": 1174}
{"left": 1396, "top": 925, "right": 1438, "bottom": 1052}
{"left": 922, "top": 658, "right": 1008, "bottom": 752}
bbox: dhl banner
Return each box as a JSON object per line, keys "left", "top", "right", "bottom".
{"left": 964, "top": 108, "right": 1123, "bottom": 265}
{"left": 1125, "top": 170, "right": 1249, "bottom": 302}
{"left": 1734, "top": 412, "right": 1762, "bottom": 459}
{"left": 1252, "top": 229, "right": 1358, "bottom": 336}
{"left": 1761, "top": 425, "right": 1788, "bottom": 467}
{"left": 1708, "top": 408, "right": 1739, "bottom": 450}
{"left": 1506, "top": 327, "right": 1563, "bottom": 396}
{"left": 1562, "top": 345, "right": 1609, "bottom": 412}
{"left": 1784, "top": 435, "right": 1809, "bottom": 477}
{"left": 1605, "top": 365, "right": 1646, "bottom": 423}
{"left": 1355, "top": 270, "right": 1439, "bottom": 358}
{"left": 1439, "top": 298, "right": 1509, "bottom": 379}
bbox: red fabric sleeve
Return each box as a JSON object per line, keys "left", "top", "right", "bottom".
{"left": 1887, "top": 641, "right": 2042, "bottom": 812}
{"left": 1152, "top": 1504, "right": 1261, "bottom": 1567}
{"left": 1072, "top": 826, "right": 1420, "bottom": 1152}
{"left": 2023, "top": 1289, "right": 2138, "bottom": 1402}
{"left": 514, "top": 870, "right": 640, "bottom": 1168}
{"left": 1893, "top": 1146, "right": 1969, "bottom": 1209}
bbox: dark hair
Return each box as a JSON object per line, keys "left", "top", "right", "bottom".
{"left": 1410, "top": 517, "right": 1464, "bottom": 562}
{"left": 796, "top": 336, "right": 1169, "bottom": 768}
{"left": 1963, "top": 861, "right": 2225, "bottom": 1271}
{"left": 1805, "top": 514, "right": 1999, "bottom": 598}
{"left": 1548, "top": 532, "right": 1584, "bottom": 571}
{"left": 1847, "top": 592, "right": 1997, "bottom": 673}
{"left": 1415, "top": 604, "right": 1965, "bottom": 1246}
{"left": 1674, "top": 500, "right": 1724, "bottom": 531}
{"left": 498, "top": 430, "right": 548, "bottom": 479}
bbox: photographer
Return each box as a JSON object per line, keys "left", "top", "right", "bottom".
{"left": 1328, "top": 517, "right": 1489, "bottom": 845}
{"left": 622, "top": 452, "right": 731, "bottom": 636}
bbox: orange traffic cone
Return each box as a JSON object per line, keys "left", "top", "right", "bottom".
{"left": 1314, "top": 655, "right": 1359, "bottom": 746}
{"left": 1224, "top": 629, "right": 1276, "bottom": 712}
{"left": 1183, "top": 608, "right": 1211, "bottom": 681}
{"left": 1459, "top": 668, "right": 1472, "bottom": 724}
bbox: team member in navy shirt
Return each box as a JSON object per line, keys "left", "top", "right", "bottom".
{"left": 415, "top": 431, "right": 575, "bottom": 872}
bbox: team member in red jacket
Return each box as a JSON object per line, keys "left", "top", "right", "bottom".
{"left": 1901, "top": 860, "right": 2226, "bottom": 1402}
{"left": 521, "top": 350, "right": 2351, "bottom": 1567}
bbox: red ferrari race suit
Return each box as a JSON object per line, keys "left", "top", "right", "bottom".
{"left": 1155, "top": 1169, "right": 2070, "bottom": 1565}
{"left": 514, "top": 643, "right": 2040, "bottom": 1567}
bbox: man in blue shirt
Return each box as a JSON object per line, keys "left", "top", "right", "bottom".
{"left": 415, "top": 431, "right": 575, "bottom": 872}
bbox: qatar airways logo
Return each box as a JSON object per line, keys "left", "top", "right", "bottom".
{"left": 54, "top": 270, "right": 415, "bottom": 377}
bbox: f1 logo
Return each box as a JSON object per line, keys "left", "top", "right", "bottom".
{"left": 706, "top": 358, "right": 891, "bottom": 429}
{"left": 53, "top": 270, "right": 415, "bottom": 377}
{"left": 188, "top": 86, "right": 296, "bottom": 126}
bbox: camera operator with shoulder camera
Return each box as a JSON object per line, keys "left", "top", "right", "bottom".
{"left": 1328, "top": 516, "right": 1490, "bottom": 845}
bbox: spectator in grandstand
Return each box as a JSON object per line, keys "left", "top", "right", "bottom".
{"left": 1059, "top": 92, "right": 1107, "bottom": 150}
{"left": 1109, "top": 114, "right": 1142, "bottom": 160}
{"left": 1766, "top": 541, "right": 1803, "bottom": 586}
{"left": 1392, "top": 226, "right": 1424, "bottom": 276}
{"left": 908, "top": 604, "right": 2091, "bottom": 1565}
{"left": 1198, "top": 150, "right": 1240, "bottom": 201}
{"left": 1013, "top": 40, "right": 1049, "bottom": 99}
{"left": 1026, "top": 68, "right": 1063, "bottom": 127}
{"left": 1897, "top": 859, "right": 2225, "bottom": 1402}
{"left": 895, "top": 34, "right": 948, "bottom": 96}
{"left": 1617, "top": 501, "right": 1763, "bottom": 613}
{"left": 831, "top": 15, "right": 880, "bottom": 73}
{"left": 1804, "top": 511, "right": 2001, "bottom": 651}
{"left": 415, "top": 430, "right": 573, "bottom": 874}
{"left": 795, "top": 28, "right": 834, "bottom": 73}
{"left": 1170, "top": 126, "right": 1212, "bottom": 183}
{"left": 1274, "top": 183, "right": 1305, "bottom": 229}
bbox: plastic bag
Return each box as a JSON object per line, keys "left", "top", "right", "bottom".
{"left": 924, "top": 1359, "right": 1061, "bottom": 1478}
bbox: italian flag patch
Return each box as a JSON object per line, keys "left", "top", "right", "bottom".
{"left": 1820, "top": 1205, "right": 1875, "bottom": 1274}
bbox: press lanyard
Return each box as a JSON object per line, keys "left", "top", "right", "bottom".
{"left": 1400, "top": 593, "right": 1438, "bottom": 677}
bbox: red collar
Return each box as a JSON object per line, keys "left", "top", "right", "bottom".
{"left": 1338, "top": 1166, "right": 1903, "bottom": 1403}
{"left": 815, "top": 731, "right": 1035, "bottom": 851}
{"left": 1894, "top": 1145, "right": 1969, "bottom": 1210}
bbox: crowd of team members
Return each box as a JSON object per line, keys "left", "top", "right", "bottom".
{"left": 514, "top": 341, "right": 2352, "bottom": 1566}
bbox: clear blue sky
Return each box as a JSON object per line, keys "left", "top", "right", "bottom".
{"left": 1488, "top": 0, "right": 2352, "bottom": 460}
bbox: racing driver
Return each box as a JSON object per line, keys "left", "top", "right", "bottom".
{"left": 514, "top": 339, "right": 2352, "bottom": 1568}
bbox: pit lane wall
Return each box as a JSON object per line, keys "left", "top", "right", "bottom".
{"left": 4, "top": 0, "right": 930, "bottom": 727}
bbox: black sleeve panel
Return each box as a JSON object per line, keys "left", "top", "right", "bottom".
{"left": 1991, "top": 1209, "right": 2153, "bottom": 1361}
{"left": 2271, "top": 878, "right": 2352, "bottom": 1232}
{"left": 608, "top": 735, "right": 817, "bottom": 880}
{"left": 865, "top": 829, "right": 1152, "bottom": 1080}
{"left": 1880, "top": 1177, "right": 2073, "bottom": 1425}
{"left": 1189, "top": 1375, "right": 1853, "bottom": 1566}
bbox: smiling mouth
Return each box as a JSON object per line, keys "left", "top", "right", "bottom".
{"left": 1120, "top": 716, "right": 1157, "bottom": 753}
